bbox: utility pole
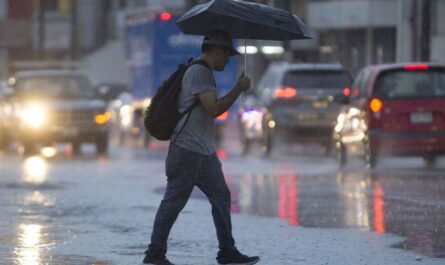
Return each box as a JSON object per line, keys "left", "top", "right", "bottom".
{"left": 365, "top": 0, "right": 374, "bottom": 65}
{"left": 70, "top": 0, "right": 77, "bottom": 60}
{"left": 420, "top": 0, "right": 431, "bottom": 61}
{"left": 38, "top": 0, "right": 45, "bottom": 60}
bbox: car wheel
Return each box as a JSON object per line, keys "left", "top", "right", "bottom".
{"left": 423, "top": 155, "right": 436, "bottom": 168}
{"left": 241, "top": 136, "right": 251, "bottom": 155}
{"left": 143, "top": 131, "right": 151, "bottom": 148}
{"left": 95, "top": 135, "right": 109, "bottom": 155}
{"left": 72, "top": 142, "right": 81, "bottom": 154}
{"left": 261, "top": 131, "right": 273, "bottom": 156}
{"left": 364, "top": 139, "right": 376, "bottom": 169}
{"left": 322, "top": 142, "right": 332, "bottom": 156}
{"left": 0, "top": 130, "right": 8, "bottom": 152}
{"left": 118, "top": 130, "right": 126, "bottom": 145}
{"left": 334, "top": 141, "right": 347, "bottom": 167}
{"left": 23, "top": 142, "right": 37, "bottom": 156}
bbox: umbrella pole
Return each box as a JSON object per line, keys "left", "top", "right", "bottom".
{"left": 244, "top": 38, "right": 247, "bottom": 74}
{"left": 242, "top": 38, "right": 247, "bottom": 102}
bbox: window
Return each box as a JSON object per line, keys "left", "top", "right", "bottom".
{"left": 283, "top": 70, "right": 351, "bottom": 89}
{"left": 16, "top": 75, "right": 94, "bottom": 99}
{"left": 351, "top": 69, "right": 370, "bottom": 99}
{"left": 375, "top": 69, "right": 445, "bottom": 99}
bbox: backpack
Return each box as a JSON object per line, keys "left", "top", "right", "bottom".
{"left": 144, "top": 59, "right": 210, "bottom": 141}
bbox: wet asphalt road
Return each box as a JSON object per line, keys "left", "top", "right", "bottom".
{"left": 0, "top": 132, "right": 444, "bottom": 264}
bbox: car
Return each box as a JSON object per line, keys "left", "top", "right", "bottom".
{"left": 333, "top": 63, "right": 445, "bottom": 168}
{"left": 4, "top": 70, "right": 111, "bottom": 155}
{"left": 237, "top": 92, "right": 275, "bottom": 155}
{"left": 238, "top": 62, "right": 352, "bottom": 155}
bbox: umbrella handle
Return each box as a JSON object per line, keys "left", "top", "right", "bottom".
{"left": 242, "top": 38, "right": 247, "bottom": 102}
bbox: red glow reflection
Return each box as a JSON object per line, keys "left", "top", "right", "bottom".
{"left": 217, "top": 149, "right": 227, "bottom": 160}
{"left": 373, "top": 181, "right": 385, "bottom": 233}
{"left": 277, "top": 175, "right": 299, "bottom": 226}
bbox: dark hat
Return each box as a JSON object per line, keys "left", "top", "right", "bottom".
{"left": 203, "top": 30, "right": 240, "bottom": 56}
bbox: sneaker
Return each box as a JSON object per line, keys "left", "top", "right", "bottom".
{"left": 142, "top": 255, "right": 175, "bottom": 265}
{"left": 216, "top": 248, "right": 260, "bottom": 265}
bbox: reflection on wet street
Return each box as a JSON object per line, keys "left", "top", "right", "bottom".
{"left": 22, "top": 156, "right": 48, "bottom": 184}
{"left": 0, "top": 150, "right": 109, "bottom": 264}
{"left": 15, "top": 224, "right": 43, "bottom": 265}
{"left": 225, "top": 170, "right": 445, "bottom": 258}
{"left": 1, "top": 142, "right": 445, "bottom": 263}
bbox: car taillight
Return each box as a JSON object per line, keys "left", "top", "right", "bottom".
{"left": 404, "top": 64, "right": 429, "bottom": 71}
{"left": 343, "top": 87, "right": 351, "bottom": 97}
{"left": 217, "top": 111, "right": 229, "bottom": 121}
{"left": 369, "top": 98, "right": 383, "bottom": 113}
{"left": 274, "top": 86, "right": 297, "bottom": 99}
{"left": 160, "top": 12, "right": 172, "bottom": 21}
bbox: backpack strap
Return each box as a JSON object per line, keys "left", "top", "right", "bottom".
{"left": 171, "top": 101, "right": 199, "bottom": 144}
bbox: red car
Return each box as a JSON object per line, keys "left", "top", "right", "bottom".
{"left": 333, "top": 63, "right": 445, "bottom": 168}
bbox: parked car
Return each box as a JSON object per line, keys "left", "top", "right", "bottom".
{"left": 238, "top": 62, "right": 351, "bottom": 155}
{"left": 4, "top": 70, "right": 111, "bottom": 155}
{"left": 333, "top": 63, "right": 445, "bottom": 168}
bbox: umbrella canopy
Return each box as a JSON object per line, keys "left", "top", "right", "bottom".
{"left": 176, "top": 0, "right": 312, "bottom": 41}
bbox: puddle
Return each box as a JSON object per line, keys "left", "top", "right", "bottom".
{"left": 170, "top": 171, "right": 445, "bottom": 258}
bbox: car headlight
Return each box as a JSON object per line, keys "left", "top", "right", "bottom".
{"left": 241, "top": 109, "right": 264, "bottom": 132}
{"left": 95, "top": 111, "right": 111, "bottom": 125}
{"left": 119, "top": 105, "right": 133, "bottom": 127}
{"left": 19, "top": 104, "right": 48, "bottom": 128}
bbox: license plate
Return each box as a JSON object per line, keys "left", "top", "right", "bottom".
{"left": 312, "top": 101, "right": 328, "bottom": 109}
{"left": 61, "top": 127, "right": 79, "bottom": 136}
{"left": 295, "top": 113, "right": 318, "bottom": 120}
{"left": 410, "top": 112, "right": 432, "bottom": 124}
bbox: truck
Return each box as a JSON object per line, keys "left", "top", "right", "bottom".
{"left": 2, "top": 69, "right": 110, "bottom": 155}
{"left": 118, "top": 11, "right": 238, "bottom": 146}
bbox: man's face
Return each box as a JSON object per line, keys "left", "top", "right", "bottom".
{"left": 214, "top": 47, "right": 231, "bottom": 72}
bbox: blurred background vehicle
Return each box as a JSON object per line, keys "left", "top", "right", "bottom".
{"left": 237, "top": 91, "right": 275, "bottom": 155}
{"left": 333, "top": 63, "right": 445, "bottom": 168}
{"left": 4, "top": 69, "right": 111, "bottom": 155}
{"left": 238, "top": 62, "right": 351, "bottom": 155}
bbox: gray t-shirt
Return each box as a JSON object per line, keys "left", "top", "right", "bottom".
{"left": 171, "top": 64, "right": 216, "bottom": 155}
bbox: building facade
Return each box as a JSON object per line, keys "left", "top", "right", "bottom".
{"left": 305, "top": 0, "right": 445, "bottom": 75}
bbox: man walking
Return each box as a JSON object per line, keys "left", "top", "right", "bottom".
{"left": 143, "top": 30, "right": 260, "bottom": 265}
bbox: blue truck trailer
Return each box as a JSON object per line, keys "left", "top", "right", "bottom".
{"left": 123, "top": 11, "right": 238, "bottom": 146}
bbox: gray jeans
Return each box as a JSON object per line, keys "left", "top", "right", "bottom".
{"left": 147, "top": 144, "right": 235, "bottom": 257}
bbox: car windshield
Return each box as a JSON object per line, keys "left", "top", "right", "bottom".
{"left": 375, "top": 69, "right": 445, "bottom": 99}
{"left": 283, "top": 70, "right": 351, "bottom": 89}
{"left": 15, "top": 75, "right": 95, "bottom": 99}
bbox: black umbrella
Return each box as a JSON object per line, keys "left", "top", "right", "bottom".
{"left": 177, "top": 0, "right": 312, "bottom": 99}
{"left": 176, "top": 0, "right": 312, "bottom": 41}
